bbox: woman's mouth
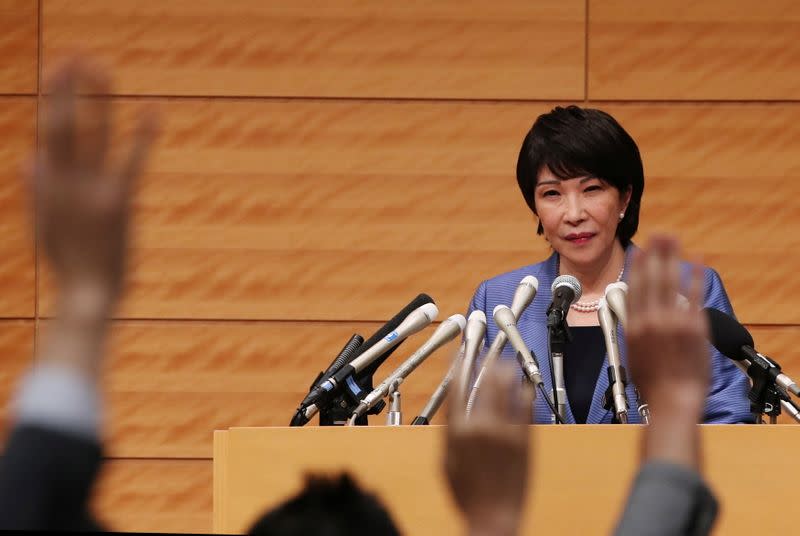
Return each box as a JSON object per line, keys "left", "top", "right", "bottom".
{"left": 565, "top": 232, "right": 595, "bottom": 245}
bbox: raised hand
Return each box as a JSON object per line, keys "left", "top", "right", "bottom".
{"left": 444, "top": 358, "right": 533, "bottom": 536}
{"left": 626, "top": 236, "right": 710, "bottom": 467}
{"left": 33, "top": 57, "right": 157, "bottom": 318}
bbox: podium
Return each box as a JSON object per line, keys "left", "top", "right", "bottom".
{"left": 214, "top": 425, "right": 798, "bottom": 534}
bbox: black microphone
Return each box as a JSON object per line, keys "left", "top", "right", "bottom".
{"left": 291, "top": 293, "right": 436, "bottom": 426}
{"left": 704, "top": 307, "right": 800, "bottom": 397}
{"left": 547, "top": 275, "right": 582, "bottom": 327}
{"left": 290, "top": 334, "right": 365, "bottom": 427}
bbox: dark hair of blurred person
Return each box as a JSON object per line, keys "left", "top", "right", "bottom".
{"left": 248, "top": 473, "right": 400, "bottom": 536}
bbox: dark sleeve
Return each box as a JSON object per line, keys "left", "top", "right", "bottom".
{"left": 614, "top": 462, "right": 718, "bottom": 536}
{"left": 0, "top": 425, "right": 104, "bottom": 531}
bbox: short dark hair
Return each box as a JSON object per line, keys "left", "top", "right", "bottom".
{"left": 516, "top": 105, "right": 645, "bottom": 247}
{"left": 248, "top": 473, "right": 401, "bottom": 536}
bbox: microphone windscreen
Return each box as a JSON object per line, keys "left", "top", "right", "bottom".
{"left": 704, "top": 307, "right": 754, "bottom": 361}
{"left": 552, "top": 274, "right": 582, "bottom": 302}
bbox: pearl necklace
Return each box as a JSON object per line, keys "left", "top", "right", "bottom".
{"left": 565, "top": 266, "right": 625, "bottom": 313}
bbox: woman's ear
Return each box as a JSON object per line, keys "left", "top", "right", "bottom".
{"left": 621, "top": 186, "right": 633, "bottom": 212}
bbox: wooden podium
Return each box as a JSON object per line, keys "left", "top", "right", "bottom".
{"left": 213, "top": 425, "right": 798, "bottom": 534}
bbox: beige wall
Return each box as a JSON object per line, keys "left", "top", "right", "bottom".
{"left": 1, "top": 1, "right": 799, "bottom": 532}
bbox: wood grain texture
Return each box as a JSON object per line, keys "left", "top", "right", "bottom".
{"left": 588, "top": 0, "right": 800, "bottom": 100}
{"left": 0, "top": 321, "right": 35, "bottom": 443}
{"left": 39, "top": 98, "right": 550, "bottom": 321}
{"left": 41, "top": 0, "right": 585, "bottom": 100}
{"left": 0, "top": 98, "right": 35, "bottom": 317}
{"left": 99, "top": 320, "right": 455, "bottom": 458}
{"left": 601, "top": 103, "right": 800, "bottom": 324}
{"left": 36, "top": 99, "right": 800, "bottom": 324}
{"left": 93, "top": 458, "right": 211, "bottom": 534}
{"left": 0, "top": 0, "right": 37, "bottom": 94}
{"left": 82, "top": 320, "right": 800, "bottom": 459}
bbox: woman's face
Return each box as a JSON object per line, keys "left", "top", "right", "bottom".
{"left": 534, "top": 167, "right": 631, "bottom": 268}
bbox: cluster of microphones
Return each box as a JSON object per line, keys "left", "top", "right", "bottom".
{"left": 291, "top": 276, "right": 800, "bottom": 426}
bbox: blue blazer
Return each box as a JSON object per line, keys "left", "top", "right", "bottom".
{"left": 467, "top": 245, "right": 755, "bottom": 424}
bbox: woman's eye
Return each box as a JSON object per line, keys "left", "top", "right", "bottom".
{"left": 542, "top": 190, "right": 559, "bottom": 197}
{"left": 584, "top": 185, "right": 602, "bottom": 193}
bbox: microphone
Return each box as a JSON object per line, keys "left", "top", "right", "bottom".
{"left": 411, "top": 355, "right": 458, "bottom": 425}
{"left": 455, "top": 310, "right": 487, "bottom": 407}
{"left": 466, "top": 275, "right": 538, "bottom": 414}
{"left": 604, "top": 281, "right": 628, "bottom": 328}
{"left": 547, "top": 275, "right": 582, "bottom": 327}
{"left": 492, "top": 305, "right": 544, "bottom": 387}
{"left": 598, "top": 297, "right": 629, "bottom": 423}
{"left": 705, "top": 308, "right": 800, "bottom": 397}
{"left": 546, "top": 275, "right": 581, "bottom": 423}
{"left": 296, "top": 299, "right": 439, "bottom": 423}
{"left": 351, "top": 314, "right": 466, "bottom": 420}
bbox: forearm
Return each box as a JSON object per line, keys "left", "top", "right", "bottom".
{"left": 642, "top": 392, "right": 705, "bottom": 471}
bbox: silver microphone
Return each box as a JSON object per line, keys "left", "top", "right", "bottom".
{"left": 604, "top": 281, "right": 628, "bottom": 328}
{"left": 598, "top": 297, "right": 629, "bottom": 424}
{"left": 304, "top": 302, "right": 439, "bottom": 420}
{"left": 466, "top": 276, "right": 538, "bottom": 414}
{"left": 350, "top": 314, "right": 466, "bottom": 421}
{"left": 492, "top": 304, "right": 544, "bottom": 387}
{"left": 455, "top": 310, "right": 487, "bottom": 408}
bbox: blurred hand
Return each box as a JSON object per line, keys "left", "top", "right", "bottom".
{"left": 626, "top": 236, "right": 710, "bottom": 468}
{"left": 32, "top": 57, "right": 157, "bottom": 319}
{"left": 444, "top": 359, "right": 533, "bottom": 536}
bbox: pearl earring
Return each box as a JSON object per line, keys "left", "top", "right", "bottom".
{"left": 619, "top": 212, "right": 625, "bottom": 220}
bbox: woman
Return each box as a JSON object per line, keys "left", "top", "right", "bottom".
{"left": 468, "top": 105, "right": 753, "bottom": 424}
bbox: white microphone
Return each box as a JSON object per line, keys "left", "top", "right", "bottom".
{"left": 598, "top": 297, "right": 629, "bottom": 424}
{"left": 350, "top": 313, "right": 465, "bottom": 420}
{"left": 348, "top": 302, "right": 439, "bottom": 374}
{"left": 304, "top": 302, "right": 439, "bottom": 420}
{"left": 466, "top": 276, "right": 539, "bottom": 414}
{"left": 604, "top": 281, "right": 628, "bottom": 328}
{"left": 492, "top": 304, "right": 543, "bottom": 387}
{"left": 456, "top": 311, "right": 487, "bottom": 405}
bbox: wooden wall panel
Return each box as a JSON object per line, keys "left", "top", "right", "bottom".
{"left": 100, "top": 320, "right": 455, "bottom": 458}
{"left": 38, "top": 99, "right": 550, "bottom": 321}
{"left": 0, "top": 321, "right": 34, "bottom": 443}
{"left": 599, "top": 104, "right": 800, "bottom": 324}
{"left": 93, "top": 459, "right": 211, "bottom": 534}
{"left": 0, "top": 0, "right": 37, "bottom": 94}
{"left": 588, "top": 0, "right": 800, "bottom": 100}
{"left": 36, "top": 100, "right": 800, "bottom": 324}
{"left": 41, "top": 0, "right": 585, "bottom": 100}
{"left": 0, "top": 98, "right": 36, "bottom": 317}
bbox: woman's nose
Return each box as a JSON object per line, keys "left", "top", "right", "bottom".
{"left": 564, "top": 194, "right": 586, "bottom": 224}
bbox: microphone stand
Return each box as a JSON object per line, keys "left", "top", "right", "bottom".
{"left": 741, "top": 359, "right": 800, "bottom": 424}
{"left": 386, "top": 380, "right": 402, "bottom": 426}
{"left": 546, "top": 309, "right": 571, "bottom": 424}
{"left": 602, "top": 366, "right": 629, "bottom": 424}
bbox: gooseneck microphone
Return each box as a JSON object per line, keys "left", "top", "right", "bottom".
{"left": 705, "top": 308, "right": 800, "bottom": 397}
{"left": 349, "top": 314, "right": 466, "bottom": 421}
{"left": 455, "top": 310, "right": 487, "bottom": 408}
{"left": 493, "top": 305, "right": 543, "bottom": 387}
{"left": 604, "top": 281, "right": 628, "bottom": 328}
{"left": 291, "top": 295, "right": 437, "bottom": 425}
{"left": 466, "top": 275, "right": 538, "bottom": 415}
{"left": 598, "top": 297, "right": 629, "bottom": 424}
{"left": 492, "top": 304, "right": 562, "bottom": 423}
